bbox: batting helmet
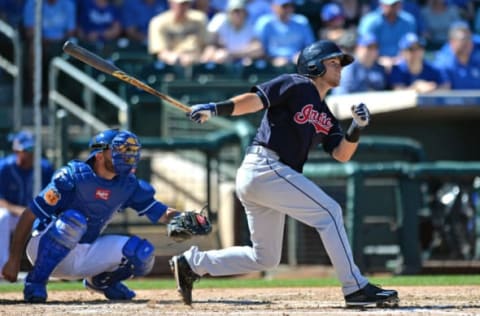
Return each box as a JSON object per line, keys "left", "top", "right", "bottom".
{"left": 87, "top": 129, "right": 141, "bottom": 176}
{"left": 297, "top": 40, "right": 354, "bottom": 77}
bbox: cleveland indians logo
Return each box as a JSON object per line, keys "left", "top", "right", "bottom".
{"left": 293, "top": 104, "right": 333, "bottom": 134}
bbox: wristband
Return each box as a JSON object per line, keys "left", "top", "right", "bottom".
{"left": 215, "top": 100, "right": 235, "bottom": 116}
{"left": 345, "top": 121, "right": 362, "bottom": 143}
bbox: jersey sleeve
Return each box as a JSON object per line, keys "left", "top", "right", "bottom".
{"left": 126, "top": 179, "right": 168, "bottom": 223}
{"left": 251, "top": 74, "right": 306, "bottom": 108}
{"left": 29, "top": 166, "right": 75, "bottom": 221}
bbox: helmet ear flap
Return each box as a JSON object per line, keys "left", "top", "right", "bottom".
{"left": 307, "top": 60, "right": 325, "bottom": 77}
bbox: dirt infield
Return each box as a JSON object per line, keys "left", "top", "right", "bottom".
{"left": 1, "top": 286, "right": 480, "bottom": 316}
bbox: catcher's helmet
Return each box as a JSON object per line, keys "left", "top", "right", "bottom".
{"left": 87, "top": 129, "right": 141, "bottom": 176}
{"left": 297, "top": 40, "right": 354, "bottom": 77}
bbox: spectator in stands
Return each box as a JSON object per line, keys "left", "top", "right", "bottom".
{"left": 358, "top": 0, "right": 416, "bottom": 71}
{"left": 0, "top": 0, "right": 26, "bottom": 28}
{"left": 254, "top": 0, "right": 315, "bottom": 67}
{"left": 23, "top": 0, "right": 76, "bottom": 103}
{"left": 332, "top": 33, "right": 389, "bottom": 95}
{"left": 77, "top": 0, "right": 123, "bottom": 48}
{"left": 148, "top": 0, "right": 209, "bottom": 66}
{"left": 340, "top": 0, "right": 370, "bottom": 28}
{"left": 246, "top": 0, "right": 272, "bottom": 25}
{"left": 122, "top": 0, "right": 168, "bottom": 46}
{"left": 0, "top": 131, "right": 54, "bottom": 277}
{"left": 421, "top": 0, "right": 461, "bottom": 50}
{"left": 203, "top": 0, "right": 263, "bottom": 65}
{"left": 433, "top": 21, "right": 480, "bottom": 90}
{"left": 390, "top": 32, "right": 450, "bottom": 93}
{"left": 318, "top": 2, "right": 356, "bottom": 45}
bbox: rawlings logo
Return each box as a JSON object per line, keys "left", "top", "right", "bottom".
{"left": 95, "top": 189, "right": 111, "bottom": 200}
{"left": 293, "top": 104, "right": 333, "bottom": 134}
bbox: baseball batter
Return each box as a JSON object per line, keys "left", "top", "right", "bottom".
{"left": 170, "top": 40, "right": 399, "bottom": 307}
{"left": 2, "top": 129, "right": 183, "bottom": 303}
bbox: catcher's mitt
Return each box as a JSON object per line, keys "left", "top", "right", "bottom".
{"left": 167, "top": 210, "right": 212, "bottom": 242}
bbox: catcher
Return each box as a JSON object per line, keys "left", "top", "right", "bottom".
{"left": 1, "top": 129, "right": 211, "bottom": 303}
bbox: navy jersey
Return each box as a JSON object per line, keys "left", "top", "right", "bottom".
{"left": 29, "top": 160, "right": 168, "bottom": 243}
{"left": 251, "top": 74, "right": 343, "bottom": 172}
{"left": 0, "top": 154, "right": 54, "bottom": 205}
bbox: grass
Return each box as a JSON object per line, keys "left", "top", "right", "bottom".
{"left": 1, "top": 274, "right": 480, "bottom": 293}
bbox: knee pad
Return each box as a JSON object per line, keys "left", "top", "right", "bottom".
{"left": 49, "top": 209, "right": 87, "bottom": 249}
{"left": 122, "top": 236, "right": 155, "bottom": 277}
{"left": 29, "top": 210, "right": 86, "bottom": 284}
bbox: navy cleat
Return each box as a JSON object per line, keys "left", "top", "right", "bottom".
{"left": 24, "top": 281, "right": 47, "bottom": 303}
{"left": 169, "top": 255, "right": 200, "bottom": 305}
{"left": 83, "top": 278, "right": 135, "bottom": 300}
{"left": 345, "top": 283, "right": 399, "bottom": 308}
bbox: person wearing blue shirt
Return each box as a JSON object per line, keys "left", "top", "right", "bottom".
{"left": 332, "top": 33, "right": 389, "bottom": 95}
{"left": 433, "top": 21, "right": 480, "bottom": 90}
{"left": 122, "top": 0, "right": 168, "bottom": 45}
{"left": 390, "top": 32, "right": 450, "bottom": 93}
{"left": 1, "top": 129, "right": 187, "bottom": 303}
{"left": 358, "top": 0, "right": 416, "bottom": 70}
{"left": 254, "top": 0, "right": 315, "bottom": 67}
{"left": 0, "top": 131, "right": 54, "bottom": 277}
{"left": 77, "top": 0, "right": 122, "bottom": 46}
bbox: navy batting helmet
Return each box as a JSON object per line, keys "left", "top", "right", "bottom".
{"left": 297, "top": 40, "right": 354, "bottom": 77}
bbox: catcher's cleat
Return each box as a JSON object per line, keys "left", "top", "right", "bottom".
{"left": 345, "top": 283, "right": 399, "bottom": 308}
{"left": 24, "top": 281, "right": 48, "bottom": 303}
{"left": 169, "top": 255, "right": 200, "bottom": 305}
{"left": 83, "top": 278, "right": 136, "bottom": 300}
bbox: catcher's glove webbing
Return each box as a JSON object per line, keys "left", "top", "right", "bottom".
{"left": 167, "top": 210, "right": 212, "bottom": 242}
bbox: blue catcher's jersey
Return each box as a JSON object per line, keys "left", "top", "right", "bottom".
{"left": 29, "top": 160, "right": 168, "bottom": 243}
{"left": 251, "top": 74, "right": 344, "bottom": 172}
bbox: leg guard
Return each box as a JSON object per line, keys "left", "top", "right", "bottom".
{"left": 27, "top": 209, "right": 87, "bottom": 283}
{"left": 25, "top": 210, "right": 86, "bottom": 302}
{"left": 86, "top": 236, "right": 154, "bottom": 300}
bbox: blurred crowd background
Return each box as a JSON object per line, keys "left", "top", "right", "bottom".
{"left": 2, "top": 0, "right": 480, "bottom": 106}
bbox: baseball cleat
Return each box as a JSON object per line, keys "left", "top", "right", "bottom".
{"left": 24, "top": 281, "right": 48, "bottom": 303}
{"left": 83, "top": 278, "right": 136, "bottom": 300}
{"left": 345, "top": 283, "right": 399, "bottom": 308}
{"left": 169, "top": 255, "right": 200, "bottom": 305}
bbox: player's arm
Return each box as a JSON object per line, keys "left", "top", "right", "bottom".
{"left": 187, "top": 92, "right": 264, "bottom": 123}
{"left": 1, "top": 207, "right": 36, "bottom": 282}
{"left": 0, "top": 198, "right": 26, "bottom": 217}
{"left": 332, "top": 103, "right": 370, "bottom": 162}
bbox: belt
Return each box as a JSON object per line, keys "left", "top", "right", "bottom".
{"left": 246, "top": 145, "right": 280, "bottom": 161}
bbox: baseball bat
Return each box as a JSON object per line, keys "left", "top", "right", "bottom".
{"left": 62, "top": 41, "right": 191, "bottom": 113}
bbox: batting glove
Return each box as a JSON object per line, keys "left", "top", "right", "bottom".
{"left": 351, "top": 103, "right": 370, "bottom": 128}
{"left": 188, "top": 103, "right": 217, "bottom": 124}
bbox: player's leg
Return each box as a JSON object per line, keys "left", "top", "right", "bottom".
{"left": 0, "top": 208, "right": 18, "bottom": 273}
{"left": 75, "top": 235, "right": 154, "bottom": 300}
{"left": 170, "top": 154, "right": 288, "bottom": 305}
{"left": 267, "top": 168, "right": 398, "bottom": 307}
{"left": 24, "top": 209, "right": 87, "bottom": 302}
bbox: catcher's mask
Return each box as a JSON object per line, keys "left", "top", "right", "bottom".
{"left": 88, "top": 129, "right": 141, "bottom": 176}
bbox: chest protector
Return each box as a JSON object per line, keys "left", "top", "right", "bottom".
{"left": 67, "top": 161, "right": 137, "bottom": 243}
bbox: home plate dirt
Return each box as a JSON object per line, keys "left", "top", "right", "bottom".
{"left": 1, "top": 286, "right": 479, "bottom": 316}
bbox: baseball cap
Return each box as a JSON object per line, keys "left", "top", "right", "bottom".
{"left": 379, "top": 0, "right": 402, "bottom": 5}
{"left": 357, "top": 33, "right": 377, "bottom": 47}
{"left": 273, "top": 0, "right": 294, "bottom": 6}
{"left": 11, "top": 130, "right": 35, "bottom": 152}
{"left": 321, "top": 3, "right": 344, "bottom": 22}
{"left": 398, "top": 32, "right": 425, "bottom": 50}
{"left": 227, "top": 0, "right": 247, "bottom": 11}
